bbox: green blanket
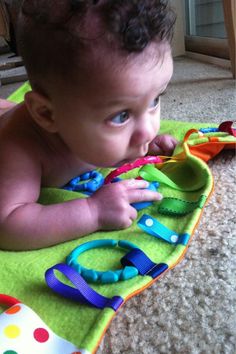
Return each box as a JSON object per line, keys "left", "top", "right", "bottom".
{"left": 1, "top": 82, "right": 233, "bottom": 353}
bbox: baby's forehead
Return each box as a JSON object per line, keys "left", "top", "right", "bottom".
{"left": 76, "top": 44, "right": 173, "bottom": 104}
{"left": 85, "top": 39, "right": 171, "bottom": 76}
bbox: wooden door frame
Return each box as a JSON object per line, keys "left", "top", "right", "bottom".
{"left": 223, "top": 0, "right": 236, "bottom": 78}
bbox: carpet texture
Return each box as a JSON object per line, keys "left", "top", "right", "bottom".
{"left": 96, "top": 57, "right": 236, "bottom": 354}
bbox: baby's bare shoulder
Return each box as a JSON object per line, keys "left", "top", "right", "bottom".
{"left": 0, "top": 106, "right": 44, "bottom": 217}
{"left": 0, "top": 104, "right": 81, "bottom": 187}
{"left": 0, "top": 104, "right": 43, "bottom": 158}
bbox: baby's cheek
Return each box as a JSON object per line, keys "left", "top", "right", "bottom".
{"left": 103, "top": 140, "right": 126, "bottom": 160}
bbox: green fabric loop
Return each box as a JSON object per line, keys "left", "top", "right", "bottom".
{"left": 158, "top": 195, "right": 207, "bottom": 216}
{"left": 139, "top": 164, "right": 183, "bottom": 190}
{"left": 139, "top": 164, "right": 207, "bottom": 192}
{"left": 139, "top": 164, "right": 192, "bottom": 191}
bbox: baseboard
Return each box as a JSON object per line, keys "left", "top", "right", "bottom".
{"left": 185, "top": 51, "right": 231, "bottom": 70}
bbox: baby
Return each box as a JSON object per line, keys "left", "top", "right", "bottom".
{"left": 0, "top": 0, "right": 177, "bottom": 250}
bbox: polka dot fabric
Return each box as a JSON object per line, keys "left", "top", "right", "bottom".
{"left": 0, "top": 303, "right": 90, "bottom": 354}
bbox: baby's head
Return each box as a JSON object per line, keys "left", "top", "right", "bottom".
{"left": 17, "top": 0, "right": 176, "bottom": 167}
{"left": 17, "top": 0, "right": 175, "bottom": 94}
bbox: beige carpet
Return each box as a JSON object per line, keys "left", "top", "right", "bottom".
{"left": 97, "top": 57, "right": 236, "bottom": 354}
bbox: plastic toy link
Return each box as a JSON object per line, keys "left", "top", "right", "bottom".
{"left": 63, "top": 170, "right": 104, "bottom": 194}
{"left": 45, "top": 239, "right": 169, "bottom": 309}
{"left": 104, "top": 156, "right": 162, "bottom": 184}
{"left": 199, "top": 121, "right": 236, "bottom": 137}
{"left": 199, "top": 127, "right": 219, "bottom": 134}
{"left": 62, "top": 157, "right": 161, "bottom": 211}
{"left": 66, "top": 239, "right": 139, "bottom": 284}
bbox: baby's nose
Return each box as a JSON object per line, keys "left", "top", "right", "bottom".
{"left": 130, "top": 115, "right": 157, "bottom": 146}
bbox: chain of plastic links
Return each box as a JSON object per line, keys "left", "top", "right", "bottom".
{"left": 45, "top": 241, "right": 169, "bottom": 310}
{"left": 63, "top": 170, "right": 104, "bottom": 193}
{"left": 104, "top": 156, "right": 162, "bottom": 184}
{"left": 66, "top": 239, "right": 139, "bottom": 284}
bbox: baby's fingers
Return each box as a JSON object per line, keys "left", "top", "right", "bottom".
{"left": 128, "top": 188, "right": 162, "bottom": 204}
{"left": 121, "top": 178, "right": 149, "bottom": 189}
{"left": 119, "top": 178, "right": 162, "bottom": 202}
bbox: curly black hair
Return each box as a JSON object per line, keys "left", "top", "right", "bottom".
{"left": 104, "top": 0, "right": 176, "bottom": 51}
{"left": 17, "top": 0, "right": 176, "bottom": 91}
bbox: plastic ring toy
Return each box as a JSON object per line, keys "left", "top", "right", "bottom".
{"left": 104, "top": 156, "right": 162, "bottom": 184}
{"left": 66, "top": 239, "right": 139, "bottom": 284}
{"left": 199, "top": 127, "right": 219, "bottom": 134}
{"left": 63, "top": 170, "right": 104, "bottom": 193}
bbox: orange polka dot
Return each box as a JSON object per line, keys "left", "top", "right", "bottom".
{"left": 5, "top": 305, "right": 21, "bottom": 315}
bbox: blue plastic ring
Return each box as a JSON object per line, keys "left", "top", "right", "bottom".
{"left": 63, "top": 170, "right": 104, "bottom": 193}
{"left": 66, "top": 239, "right": 139, "bottom": 284}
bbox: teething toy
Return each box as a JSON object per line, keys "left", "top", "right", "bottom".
{"left": 104, "top": 155, "right": 162, "bottom": 184}
{"left": 66, "top": 239, "right": 139, "bottom": 283}
{"left": 63, "top": 170, "right": 104, "bottom": 194}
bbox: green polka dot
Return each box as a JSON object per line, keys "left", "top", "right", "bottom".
{"left": 3, "top": 350, "right": 18, "bottom": 354}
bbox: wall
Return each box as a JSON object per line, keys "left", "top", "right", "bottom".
{"left": 171, "top": 0, "right": 186, "bottom": 56}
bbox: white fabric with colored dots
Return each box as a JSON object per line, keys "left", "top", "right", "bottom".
{"left": 0, "top": 303, "right": 90, "bottom": 354}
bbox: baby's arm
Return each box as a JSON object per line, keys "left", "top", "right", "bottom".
{"left": 148, "top": 134, "right": 178, "bottom": 156}
{"left": 0, "top": 141, "right": 161, "bottom": 250}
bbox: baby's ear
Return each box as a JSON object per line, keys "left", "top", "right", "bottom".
{"left": 24, "top": 91, "right": 58, "bottom": 133}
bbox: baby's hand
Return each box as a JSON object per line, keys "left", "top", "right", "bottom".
{"left": 148, "top": 134, "right": 178, "bottom": 156}
{"left": 88, "top": 179, "right": 162, "bottom": 230}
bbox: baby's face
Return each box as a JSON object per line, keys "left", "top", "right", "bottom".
{"left": 53, "top": 45, "right": 173, "bottom": 167}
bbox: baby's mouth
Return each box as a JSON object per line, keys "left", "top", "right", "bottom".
{"left": 113, "top": 156, "right": 144, "bottom": 168}
{"left": 112, "top": 146, "right": 149, "bottom": 168}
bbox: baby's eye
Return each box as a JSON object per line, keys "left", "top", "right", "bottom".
{"left": 110, "top": 111, "right": 130, "bottom": 125}
{"left": 149, "top": 96, "right": 160, "bottom": 109}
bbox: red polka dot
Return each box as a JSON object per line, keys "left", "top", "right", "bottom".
{"left": 33, "top": 328, "right": 49, "bottom": 343}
